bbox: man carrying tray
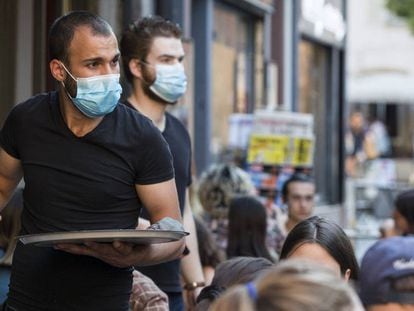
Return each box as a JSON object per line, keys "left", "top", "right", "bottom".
{"left": 0, "top": 11, "right": 184, "bottom": 310}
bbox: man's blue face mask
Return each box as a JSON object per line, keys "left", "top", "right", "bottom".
{"left": 60, "top": 62, "right": 122, "bottom": 118}
{"left": 144, "top": 62, "right": 187, "bottom": 103}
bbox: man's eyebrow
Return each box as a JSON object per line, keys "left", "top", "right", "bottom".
{"left": 157, "top": 53, "right": 185, "bottom": 59}
{"left": 82, "top": 53, "right": 120, "bottom": 63}
{"left": 82, "top": 57, "right": 104, "bottom": 63}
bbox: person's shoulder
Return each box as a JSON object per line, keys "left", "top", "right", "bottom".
{"left": 16, "top": 92, "right": 52, "bottom": 109}
{"left": 117, "top": 101, "right": 155, "bottom": 128}
{"left": 8, "top": 92, "right": 54, "bottom": 120}
{"left": 166, "top": 112, "right": 186, "bottom": 128}
{"left": 165, "top": 112, "right": 190, "bottom": 136}
{"left": 114, "top": 103, "right": 166, "bottom": 147}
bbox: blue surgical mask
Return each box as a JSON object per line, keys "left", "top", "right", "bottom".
{"left": 149, "top": 63, "right": 187, "bottom": 103}
{"left": 60, "top": 62, "right": 122, "bottom": 118}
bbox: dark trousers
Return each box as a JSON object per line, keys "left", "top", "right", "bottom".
{"left": 167, "top": 292, "right": 184, "bottom": 311}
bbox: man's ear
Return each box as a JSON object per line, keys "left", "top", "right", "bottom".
{"left": 129, "top": 59, "right": 143, "bottom": 80}
{"left": 344, "top": 269, "right": 351, "bottom": 281}
{"left": 50, "top": 59, "right": 66, "bottom": 82}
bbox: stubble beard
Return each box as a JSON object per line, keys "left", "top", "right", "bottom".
{"left": 141, "top": 65, "right": 177, "bottom": 106}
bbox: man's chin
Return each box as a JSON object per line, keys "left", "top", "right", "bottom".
{"left": 143, "top": 85, "right": 178, "bottom": 105}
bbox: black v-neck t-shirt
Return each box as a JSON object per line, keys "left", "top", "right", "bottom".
{"left": 123, "top": 101, "right": 192, "bottom": 293}
{"left": 0, "top": 92, "right": 174, "bottom": 310}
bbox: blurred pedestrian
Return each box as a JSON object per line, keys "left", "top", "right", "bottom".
{"left": 196, "top": 256, "right": 273, "bottom": 311}
{"left": 367, "top": 112, "right": 391, "bottom": 158}
{"left": 197, "top": 163, "right": 256, "bottom": 251}
{"left": 393, "top": 189, "right": 414, "bottom": 235}
{"left": 194, "top": 216, "right": 225, "bottom": 286}
{"left": 345, "top": 110, "right": 378, "bottom": 177}
{"left": 280, "top": 216, "right": 359, "bottom": 281}
{"left": 227, "top": 195, "right": 275, "bottom": 262}
{"left": 120, "top": 15, "right": 204, "bottom": 310}
{"left": 210, "top": 259, "right": 364, "bottom": 311}
{"left": 359, "top": 236, "right": 414, "bottom": 310}
{"left": 273, "top": 173, "right": 315, "bottom": 254}
{"left": 380, "top": 189, "right": 414, "bottom": 238}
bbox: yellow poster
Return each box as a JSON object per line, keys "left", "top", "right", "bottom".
{"left": 247, "top": 134, "right": 290, "bottom": 165}
{"left": 291, "top": 138, "right": 313, "bottom": 166}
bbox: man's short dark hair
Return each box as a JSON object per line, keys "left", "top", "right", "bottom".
{"left": 120, "top": 15, "right": 182, "bottom": 83}
{"left": 48, "top": 11, "right": 113, "bottom": 64}
{"left": 281, "top": 173, "right": 314, "bottom": 200}
{"left": 395, "top": 189, "right": 414, "bottom": 234}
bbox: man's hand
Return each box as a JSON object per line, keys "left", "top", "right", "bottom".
{"left": 54, "top": 241, "right": 151, "bottom": 268}
{"left": 55, "top": 238, "right": 184, "bottom": 267}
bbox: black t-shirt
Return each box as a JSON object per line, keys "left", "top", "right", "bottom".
{"left": 0, "top": 92, "right": 174, "bottom": 310}
{"left": 123, "top": 101, "right": 192, "bottom": 293}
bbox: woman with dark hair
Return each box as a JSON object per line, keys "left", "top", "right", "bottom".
{"left": 194, "top": 216, "right": 225, "bottom": 285}
{"left": 209, "top": 259, "right": 364, "bottom": 311}
{"left": 195, "top": 256, "right": 273, "bottom": 311}
{"left": 280, "top": 216, "right": 359, "bottom": 281}
{"left": 227, "top": 196, "right": 275, "bottom": 262}
{"left": 197, "top": 163, "right": 256, "bottom": 252}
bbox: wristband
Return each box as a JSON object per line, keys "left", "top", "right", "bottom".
{"left": 183, "top": 281, "right": 205, "bottom": 290}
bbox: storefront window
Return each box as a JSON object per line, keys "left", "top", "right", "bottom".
{"left": 211, "top": 2, "right": 264, "bottom": 159}
{"left": 299, "top": 39, "right": 333, "bottom": 204}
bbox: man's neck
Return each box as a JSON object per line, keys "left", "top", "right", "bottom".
{"left": 128, "top": 87, "right": 166, "bottom": 131}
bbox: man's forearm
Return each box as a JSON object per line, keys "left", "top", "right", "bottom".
{"left": 133, "top": 239, "right": 185, "bottom": 267}
{"left": 181, "top": 202, "right": 205, "bottom": 284}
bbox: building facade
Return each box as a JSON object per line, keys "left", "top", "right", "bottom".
{"left": 0, "top": 0, "right": 347, "bottom": 209}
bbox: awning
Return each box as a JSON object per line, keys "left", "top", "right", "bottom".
{"left": 348, "top": 72, "right": 414, "bottom": 104}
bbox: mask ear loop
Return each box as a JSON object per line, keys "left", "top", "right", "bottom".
{"left": 59, "top": 61, "right": 78, "bottom": 82}
{"left": 58, "top": 61, "right": 77, "bottom": 100}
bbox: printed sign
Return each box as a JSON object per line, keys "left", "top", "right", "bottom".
{"left": 247, "top": 134, "right": 290, "bottom": 165}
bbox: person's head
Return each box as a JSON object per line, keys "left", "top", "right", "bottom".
{"left": 393, "top": 189, "right": 414, "bottom": 235}
{"left": 48, "top": 11, "right": 121, "bottom": 118}
{"left": 359, "top": 236, "right": 414, "bottom": 311}
{"left": 196, "top": 256, "right": 273, "bottom": 311}
{"left": 227, "top": 196, "right": 273, "bottom": 262}
{"left": 195, "top": 216, "right": 225, "bottom": 268}
{"left": 121, "top": 16, "right": 186, "bottom": 104}
{"left": 198, "top": 164, "right": 256, "bottom": 219}
{"left": 349, "top": 111, "right": 365, "bottom": 134}
{"left": 281, "top": 173, "right": 315, "bottom": 226}
{"left": 0, "top": 188, "right": 23, "bottom": 266}
{"left": 210, "top": 259, "right": 364, "bottom": 311}
{"left": 280, "top": 216, "right": 359, "bottom": 281}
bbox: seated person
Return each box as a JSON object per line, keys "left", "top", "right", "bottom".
{"left": 196, "top": 256, "right": 273, "bottom": 311}
{"left": 129, "top": 270, "right": 168, "bottom": 311}
{"left": 210, "top": 259, "right": 364, "bottom": 311}
{"left": 359, "top": 236, "right": 414, "bottom": 311}
{"left": 280, "top": 216, "right": 359, "bottom": 281}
